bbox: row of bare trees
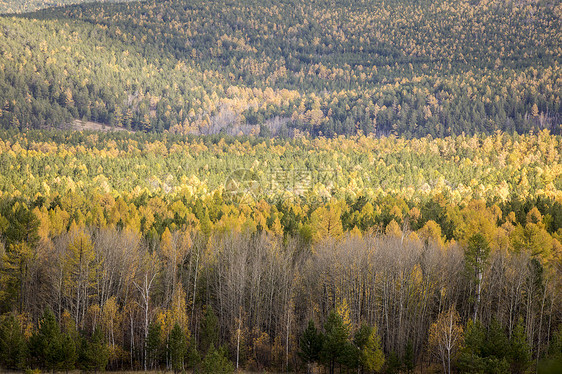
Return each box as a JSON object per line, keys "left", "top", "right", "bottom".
{"left": 3, "top": 224, "right": 561, "bottom": 371}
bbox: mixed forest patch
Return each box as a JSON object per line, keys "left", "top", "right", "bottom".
{"left": 0, "top": 0, "right": 560, "bottom": 136}
{"left": 0, "top": 130, "right": 561, "bottom": 372}
{"left": 0, "top": 0, "right": 561, "bottom": 372}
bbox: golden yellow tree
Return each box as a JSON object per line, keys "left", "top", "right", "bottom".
{"left": 428, "top": 306, "right": 463, "bottom": 374}
{"left": 310, "top": 203, "right": 343, "bottom": 243}
{"left": 64, "top": 229, "right": 97, "bottom": 328}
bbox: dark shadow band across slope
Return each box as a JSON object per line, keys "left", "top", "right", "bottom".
{"left": 0, "top": 0, "right": 560, "bottom": 137}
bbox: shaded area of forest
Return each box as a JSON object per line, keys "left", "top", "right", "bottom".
{"left": 0, "top": 0, "right": 560, "bottom": 136}
{"left": 0, "top": 0, "right": 129, "bottom": 15}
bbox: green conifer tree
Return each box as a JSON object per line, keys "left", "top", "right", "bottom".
{"left": 59, "top": 332, "right": 77, "bottom": 373}
{"left": 509, "top": 319, "right": 530, "bottom": 374}
{"left": 81, "top": 327, "right": 109, "bottom": 373}
{"left": 358, "top": 325, "right": 385, "bottom": 372}
{"left": 299, "top": 320, "right": 323, "bottom": 373}
{"left": 0, "top": 313, "right": 27, "bottom": 370}
{"left": 458, "top": 319, "right": 486, "bottom": 373}
{"left": 30, "top": 308, "right": 62, "bottom": 371}
{"left": 386, "top": 351, "right": 401, "bottom": 374}
{"left": 169, "top": 322, "right": 187, "bottom": 373}
{"left": 146, "top": 321, "right": 163, "bottom": 369}
{"left": 201, "top": 343, "right": 234, "bottom": 374}
{"left": 200, "top": 305, "right": 219, "bottom": 355}
{"left": 187, "top": 336, "right": 202, "bottom": 370}
{"left": 464, "top": 234, "right": 490, "bottom": 321}
{"left": 404, "top": 340, "right": 415, "bottom": 373}
{"left": 321, "top": 310, "right": 351, "bottom": 374}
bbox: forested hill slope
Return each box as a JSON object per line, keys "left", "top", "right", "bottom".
{"left": 0, "top": 0, "right": 128, "bottom": 14}
{"left": 0, "top": 0, "right": 561, "bottom": 136}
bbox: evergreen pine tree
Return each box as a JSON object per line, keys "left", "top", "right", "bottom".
{"left": 187, "top": 336, "right": 202, "bottom": 370}
{"left": 169, "top": 322, "right": 187, "bottom": 374}
{"left": 464, "top": 233, "right": 490, "bottom": 321}
{"left": 509, "top": 319, "right": 530, "bottom": 374}
{"left": 360, "top": 325, "right": 385, "bottom": 372}
{"left": 321, "top": 310, "right": 351, "bottom": 374}
{"left": 200, "top": 305, "right": 219, "bottom": 355}
{"left": 0, "top": 313, "right": 27, "bottom": 370}
{"left": 81, "top": 327, "right": 109, "bottom": 373}
{"left": 30, "top": 308, "right": 62, "bottom": 371}
{"left": 483, "top": 319, "right": 509, "bottom": 360}
{"left": 299, "top": 320, "right": 323, "bottom": 373}
{"left": 201, "top": 343, "right": 234, "bottom": 374}
{"left": 386, "top": 351, "right": 401, "bottom": 374}
{"left": 59, "top": 332, "right": 77, "bottom": 373}
{"left": 458, "top": 319, "right": 486, "bottom": 372}
{"left": 145, "top": 321, "right": 163, "bottom": 369}
{"left": 0, "top": 199, "right": 39, "bottom": 313}
{"left": 404, "top": 340, "right": 415, "bottom": 373}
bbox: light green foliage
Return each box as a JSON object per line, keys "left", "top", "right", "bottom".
{"left": 355, "top": 324, "right": 385, "bottom": 372}
{"left": 80, "top": 327, "right": 109, "bottom": 372}
{"left": 201, "top": 344, "right": 234, "bottom": 374}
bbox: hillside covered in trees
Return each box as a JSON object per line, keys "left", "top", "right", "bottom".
{"left": 0, "top": 130, "right": 562, "bottom": 372}
{"left": 0, "top": 0, "right": 561, "bottom": 136}
{"left": 0, "top": 0, "right": 128, "bottom": 14}
{"left": 1, "top": 0, "right": 562, "bottom": 373}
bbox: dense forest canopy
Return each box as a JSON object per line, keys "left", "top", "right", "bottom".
{"left": 0, "top": 0, "right": 560, "bottom": 136}
{"left": 1, "top": 0, "right": 562, "bottom": 372}
{"left": 0, "top": 130, "right": 561, "bottom": 372}
{"left": 0, "top": 130, "right": 561, "bottom": 204}
{"left": 0, "top": 0, "right": 129, "bottom": 14}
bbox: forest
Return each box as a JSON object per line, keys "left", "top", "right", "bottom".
{"left": 0, "top": 0, "right": 128, "bottom": 14}
{"left": 0, "top": 130, "right": 561, "bottom": 373}
{"left": 0, "top": 0, "right": 560, "bottom": 136}
{"left": 0, "top": 0, "right": 561, "bottom": 372}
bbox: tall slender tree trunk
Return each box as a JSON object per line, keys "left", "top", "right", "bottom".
{"left": 474, "top": 266, "right": 482, "bottom": 321}
{"left": 536, "top": 281, "right": 548, "bottom": 371}
{"left": 130, "top": 314, "right": 134, "bottom": 371}
{"left": 285, "top": 305, "right": 290, "bottom": 373}
{"left": 190, "top": 248, "right": 200, "bottom": 324}
{"left": 236, "top": 311, "right": 241, "bottom": 370}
